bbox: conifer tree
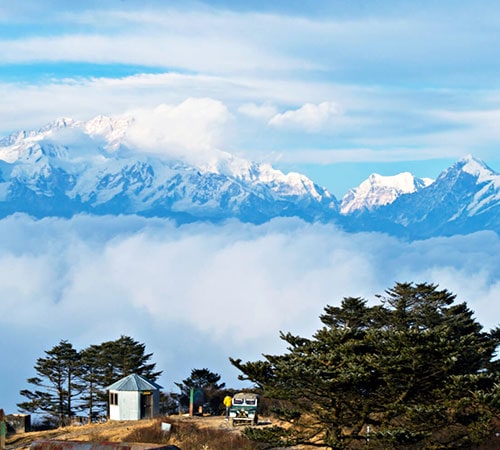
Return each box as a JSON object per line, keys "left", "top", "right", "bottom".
{"left": 79, "top": 344, "right": 107, "bottom": 422}
{"left": 174, "top": 368, "right": 226, "bottom": 414}
{"left": 80, "top": 335, "right": 162, "bottom": 417}
{"left": 19, "top": 335, "right": 161, "bottom": 424}
{"left": 96, "top": 335, "right": 162, "bottom": 388}
{"left": 231, "top": 282, "right": 500, "bottom": 449}
{"left": 18, "top": 340, "right": 83, "bottom": 426}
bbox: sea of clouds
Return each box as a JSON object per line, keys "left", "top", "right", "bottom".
{"left": 1, "top": 213, "right": 499, "bottom": 414}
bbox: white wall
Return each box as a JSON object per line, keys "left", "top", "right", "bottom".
{"left": 109, "top": 391, "right": 140, "bottom": 420}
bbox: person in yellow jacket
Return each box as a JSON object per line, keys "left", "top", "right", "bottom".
{"left": 223, "top": 395, "right": 232, "bottom": 420}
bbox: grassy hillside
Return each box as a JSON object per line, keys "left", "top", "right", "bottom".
{"left": 5, "top": 416, "right": 265, "bottom": 450}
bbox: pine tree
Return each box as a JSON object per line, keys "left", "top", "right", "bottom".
{"left": 174, "top": 368, "right": 227, "bottom": 414}
{"left": 369, "top": 283, "right": 500, "bottom": 447}
{"left": 18, "top": 340, "right": 83, "bottom": 426}
{"left": 97, "top": 335, "right": 162, "bottom": 388}
{"left": 231, "top": 282, "right": 500, "bottom": 449}
{"left": 79, "top": 344, "right": 107, "bottom": 422}
{"left": 18, "top": 336, "right": 162, "bottom": 424}
{"left": 81, "top": 335, "right": 162, "bottom": 418}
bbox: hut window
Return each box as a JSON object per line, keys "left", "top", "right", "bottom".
{"left": 110, "top": 392, "right": 118, "bottom": 405}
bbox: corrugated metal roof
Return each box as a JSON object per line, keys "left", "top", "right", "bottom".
{"left": 106, "top": 374, "right": 163, "bottom": 391}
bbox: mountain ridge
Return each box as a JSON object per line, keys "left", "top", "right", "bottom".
{"left": 351, "top": 154, "right": 500, "bottom": 238}
{"left": 340, "top": 171, "right": 433, "bottom": 215}
{"left": 0, "top": 116, "right": 498, "bottom": 239}
{"left": 0, "top": 116, "right": 338, "bottom": 224}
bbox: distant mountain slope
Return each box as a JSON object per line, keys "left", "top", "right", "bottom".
{"left": 340, "top": 172, "right": 433, "bottom": 215}
{"left": 0, "top": 116, "right": 499, "bottom": 239}
{"left": 351, "top": 155, "right": 500, "bottom": 239}
{"left": 0, "top": 116, "right": 338, "bottom": 224}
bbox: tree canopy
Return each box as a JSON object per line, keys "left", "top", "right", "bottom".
{"left": 18, "top": 336, "right": 161, "bottom": 425}
{"left": 18, "top": 340, "right": 83, "bottom": 427}
{"left": 174, "top": 368, "right": 228, "bottom": 414}
{"left": 231, "top": 282, "right": 500, "bottom": 449}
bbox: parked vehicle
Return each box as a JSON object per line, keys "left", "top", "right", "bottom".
{"left": 229, "top": 392, "right": 259, "bottom": 426}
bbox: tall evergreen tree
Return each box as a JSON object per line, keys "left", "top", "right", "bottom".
{"left": 79, "top": 344, "right": 107, "bottom": 422}
{"left": 81, "top": 335, "right": 162, "bottom": 418}
{"left": 19, "top": 336, "right": 162, "bottom": 424}
{"left": 174, "top": 368, "right": 227, "bottom": 414}
{"left": 97, "top": 335, "right": 162, "bottom": 389}
{"left": 18, "top": 340, "right": 83, "bottom": 426}
{"left": 231, "top": 283, "right": 500, "bottom": 449}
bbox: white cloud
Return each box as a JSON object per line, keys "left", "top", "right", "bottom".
{"left": 1, "top": 215, "right": 499, "bottom": 414}
{"left": 0, "top": 10, "right": 315, "bottom": 76}
{"left": 0, "top": 74, "right": 242, "bottom": 134}
{"left": 123, "top": 98, "right": 232, "bottom": 163}
{"left": 238, "top": 102, "right": 278, "bottom": 121}
{"left": 3, "top": 1, "right": 500, "bottom": 171}
{"left": 269, "top": 101, "right": 343, "bottom": 132}
{"left": 271, "top": 147, "right": 463, "bottom": 165}
{"left": 0, "top": 0, "right": 500, "bottom": 202}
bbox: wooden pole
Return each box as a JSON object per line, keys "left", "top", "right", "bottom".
{"left": 189, "top": 388, "right": 194, "bottom": 416}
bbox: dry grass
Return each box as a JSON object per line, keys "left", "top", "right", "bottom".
{"left": 123, "top": 417, "right": 263, "bottom": 450}
{"left": 6, "top": 416, "right": 264, "bottom": 450}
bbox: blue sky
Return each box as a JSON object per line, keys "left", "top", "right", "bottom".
{"left": 1, "top": 1, "right": 500, "bottom": 415}
{"left": 2, "top": 0, "right": 500, "bottom": 196}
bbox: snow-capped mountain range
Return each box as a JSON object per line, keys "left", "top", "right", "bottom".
{"left": 0, "top": 115, "right": 498, "bottom": 239}
{"left": 340, "top": 172, "right": 434, "bottom": 215}
{"left": 0, "top": 116, "right": 337, "bottom": 224}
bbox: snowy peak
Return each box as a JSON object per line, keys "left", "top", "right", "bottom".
{"left": 340, "top": 172, "right": 432, "bottom": 215}
{"left": 443, "top": 154, "right": 498, "bottom": 184}
{"left": 0, "top": 114, "right": 133, "bottom": 162}
{"left": 438, "top": 154, "right": 500, "bottom": 217}
{"left": 83, "top": 115, "right": 134, "bottom": 151}
{"left": 0, "top": 115, "right": 335, "bottom": 204}
{"left": 0, "top": 114, "right": 498, "bottom": 237}
{"left": 0, "top": 115, "right": 338, "bottom": 223}
{"left": 42, "top": 117, "right": 80, "bottom": 131}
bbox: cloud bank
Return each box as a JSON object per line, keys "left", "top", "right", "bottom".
{"left": 2, "top": 1, "right": 500, "bottom": 174}
{"left": 269, "top": 101, "right": 342, "bottom": 132}
{"left": 1, "top": 214, "right": 498, "bottom": 414}
{"left": 123, "top": 98, "right": 232, "bottom": 164}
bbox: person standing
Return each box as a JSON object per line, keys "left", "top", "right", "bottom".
{"left": 223, "top": 395, "right": 232, "bottom": 420}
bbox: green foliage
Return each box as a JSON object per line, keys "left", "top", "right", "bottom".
{"left": 231, "top": 282, "right": 500, "bottom": 449}
{"left": 242, "top": 425, "right": 299, "bottom": 448}
{"left": 174, "top": 368, "right": 229, "bottom": 414}
{"left": 18, "top": 340, "right": 83, "bottom": 426}
{"left": 18, "top": 335, "right": 161, "bottom": 424}
{"left": 159, "top": 391, "right": 180, "bottom": 415}
{"left": 79, "top": 344, "right": 108, "bottom": 421}
{"left": 96, "top": 335, "right": 162, "bottom": 387}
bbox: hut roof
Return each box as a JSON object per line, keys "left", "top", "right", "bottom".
{"left": 106, "top": 374, "right": 163, "bottom": 391}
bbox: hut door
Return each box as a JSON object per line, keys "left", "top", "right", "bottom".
{"left": 140, "top": 392, "right": 153, "bottom": 418}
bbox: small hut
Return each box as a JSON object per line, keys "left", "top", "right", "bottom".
{"left": 106, "top": 374, "right": 163, "bottom": 420}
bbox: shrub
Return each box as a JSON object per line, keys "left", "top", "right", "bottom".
{"left": 121, "top": 418, "right": 264, "bottom": 450}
